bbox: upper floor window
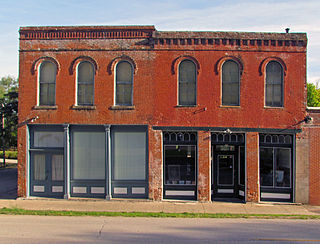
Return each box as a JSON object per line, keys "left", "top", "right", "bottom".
{"left": 39, "top": 61, "right": 56, "bottom": 106}
{"left": 115, "top": 61, "right": 133, "bottom": 106}
{"left": 265, "top": 61, "right": 283, "bottom": 107}
{"left": 77, "top": 61, "right": 94, "bottom": 106}
{"left": 178, "top": 60, "right": 196, "bottom": 106}
{"left": 222, "top": 60, "right": 240, "bottom": 106}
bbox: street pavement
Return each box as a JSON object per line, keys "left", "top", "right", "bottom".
{"left": 0, "top": 215, "right": 319, "bottom": 244}
{"left": 0, "top": 167, "right": 17, "bottom": 199}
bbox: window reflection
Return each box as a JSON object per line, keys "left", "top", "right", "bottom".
{"left": 164, "top": 145, "right": 196, "bottom": 185}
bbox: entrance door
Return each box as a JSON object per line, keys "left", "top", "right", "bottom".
{"left": 30, "top": 152, "right": 64, "bottom": 198}
{"left": 213, "top": 152, "right": 238, "bottom": 198}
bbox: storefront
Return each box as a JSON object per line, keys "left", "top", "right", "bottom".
{"left": 163, "top": 131, "right": 197, "bottom": 200}
{"left": 259, "top": 133, "right": 294, "bottom": 202}
{"left": 29, "top": 125, "right": 148, "bottom": 199}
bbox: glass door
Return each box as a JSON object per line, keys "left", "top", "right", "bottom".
{"left": 30, "top": 152, "right": 64, "bottom": 198}
{"left": 212, "top": 145, "right": 239, "bottom": 199}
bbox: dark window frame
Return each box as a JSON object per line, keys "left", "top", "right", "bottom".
{"left": 265, "top": 61, "right": 284, "bottom": 107}
{"left": 221, "top": 59, "right": 240, "bottom": 106}
{"left": 77, "top": 61, "right": 95, "bottom": 106}
{"left": 259, "top": 146, "right": 292, "bottom": 189}
{"left": 39, "top": 61, "right": 56, "bottom": 106}
{"left": 178, "top": 59, "right": 197, "bottom": 106}
{"left": 115, "top": 61, "right": 134, "bottom": 106}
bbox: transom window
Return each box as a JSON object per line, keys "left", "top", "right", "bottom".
{"left": 222, "top": 60, "right": 240, "bottom": 106}
{"left": 265, "top": 61, "right": 283, "bottom": 107}
{"left": 39, "top": 61, "right": 56, "bottom": 106}
{"left": 178, "top": 60, "right": 197, "bottom": 106}
{"left": 77, "top": 61, "right": 94, "bottom": 106}
{"left": 115, "top": 61, "right": 133, "bottom": 106}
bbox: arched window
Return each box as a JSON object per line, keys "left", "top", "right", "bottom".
{"left": 222, "top": 60, "right": 240, "bottom": 106}
{"left": 265, "top": 61, "right": 283, "bottom": 107}
{"left": 77, "top": 61, "right": 94, "bottom": 106}
{"left": 115, "top": 61, "right": 133, "bottom": 106}
{"left": 39, "top": 61, "right": 56, "bottom": 106}
{"left": 178, "top": 60, "right": 196, "bottom": 106}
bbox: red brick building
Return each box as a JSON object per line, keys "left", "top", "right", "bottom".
{"left": 17, "top": 25, "right": 318, "bottom": 204}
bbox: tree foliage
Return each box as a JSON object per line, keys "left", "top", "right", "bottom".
{"left": 307, "top": 82, "right": 320, "bottom": 107}
{"left": 0, "top": 76, "right": 18, "bottom": 149}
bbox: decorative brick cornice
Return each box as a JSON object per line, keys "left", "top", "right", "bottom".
{"left": 19, "top": 25, "right": 307, "bottom": 50}
{"left": 19, "top": 26, "right": 155, "bottom": 40}
{"left": 153, "top": 31, "right": 307, "bottom": 48}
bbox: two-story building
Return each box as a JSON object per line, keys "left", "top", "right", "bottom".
{"left": 17, "top": 25, "right": 319, "bottom": 204}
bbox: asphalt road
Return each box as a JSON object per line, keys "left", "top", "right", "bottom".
{"left": 0, "top": 215, "right": 319, "bottom": 244}
{"left": 0, "top": 167, "right": 17, "bottom": 199}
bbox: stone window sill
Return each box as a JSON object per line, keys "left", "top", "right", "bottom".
{"left": 71, "top": 105, "right": 96, "bottom": 110}
{"left": 33, "top": 105, "right": 57, "bottom": 110}
{"left": 174, "top": 105, "right": 198, "bottom": 108}
{"left": 264, "top": 106, "right": 284, "bottom": 109}
{"left": 109, "top": 105, "right": 135, "bottom": 110}
{"left": 220, "top": 105, "right": 241, "bottom": 108}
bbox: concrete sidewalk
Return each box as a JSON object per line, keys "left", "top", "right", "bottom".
{"left": 1, "top": 198, "right": 320, "bottom": 216}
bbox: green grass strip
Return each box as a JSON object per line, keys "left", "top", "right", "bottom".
{"left": 0, "top": 207, "right": 319, "bottom": 219}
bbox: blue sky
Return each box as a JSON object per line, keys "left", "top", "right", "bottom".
{"left": 0, "top": 0, "right": 319, "bottom": 84}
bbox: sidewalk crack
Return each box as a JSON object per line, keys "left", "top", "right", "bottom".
{"left": 97, "top": 220, "right": 106, "bottom": 238}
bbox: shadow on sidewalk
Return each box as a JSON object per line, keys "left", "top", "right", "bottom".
{"left": 0, "top": 166, "right": 17, "bottom": 199}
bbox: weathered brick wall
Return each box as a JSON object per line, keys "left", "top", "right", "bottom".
{"left": 148, "top": 127, "right": 163, "bottom": 201}
{"left": 197, "top": 131, "right": 211, "bottom": 202}
{"left": 309, "top": 126, "right": 320, "bottom": 205}
{"left": 306, "top": 110, "right": 320, "bottom": 205}
{"left": 17, "top": 126, "right": 27, "bottom": 197}
{"left": 295, "top": 130, "right": 309, "bottom": 203}
{"left": 246, "top": 132, "right": 259, "bottom": 202}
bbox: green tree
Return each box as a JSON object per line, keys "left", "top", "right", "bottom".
{"left": 307, "top": 83, "right": 320, "bottom": 107}
{"left": 0, "top": 76, "right": 18, "bottom": 149}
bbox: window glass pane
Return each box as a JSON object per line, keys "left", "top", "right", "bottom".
{"left": 218, "top": 155, "right": 234, "bottom": 185}
{"left": 179, "top": 83, "right": 196, "bottom": 105}
{"left": 52, "top": 154, "right": 64, "bottom": 181}
{"left": 179, "top": 60, "right": 196, "bottom": 83}
{"left": 116, "top": 61, "right": 132, "bottom": 82}
{"left": 34, "top": 131, "right": 64, "bottom": 148}
{"left": 40, "top": 61, "right": 56, "bottom": 84}
{"left": 222, "top": 60, "right": 239, "bottom": 105}
{"left": 116, "top": 84, "right": 132, "bottom": 105}
{"left": 239, "top": 146, "right": 245, "bottom": 186}
{"left": 114, "top": 131, "right": 146, "bottom": 180}
{"left": 275, "top": 148, "right": 291, "bottom": 187}
{"left": 164, "top": 145, "right": 196, "bottom": 185}
{"left": 73, "top": 132, "right": 105, "bottom": 180}
{"left": 260, "top": 147, "right": 273, "bottom": 186}
{"left": 78, "top": 62, "right": 94, "bottom": 83}
{"left": 179, "top": 60, "right": 196, "bottom": 105}
{"left": 34, "top": 154, "right": 46, "bottom": 181}
{"left": 78, "top": 84, "right": 94, "bottom": 105}
{"left": 266, "top": 61, "right": 283, "bottom": 107}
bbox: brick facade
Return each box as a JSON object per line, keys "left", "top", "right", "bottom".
{"left": 304, "top": 109, "right": 320, "bottom": 205}
{"left": 18, "top": 25, "right": 316, "bottom": 203}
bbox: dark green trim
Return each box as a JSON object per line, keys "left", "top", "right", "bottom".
{"left": 152, "top": 126, "right": 300, "bottom": 134}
